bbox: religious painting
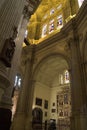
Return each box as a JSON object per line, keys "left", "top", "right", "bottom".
{"left": 35, "top": 97, "right": 42, "bottom": 106}
{"left": 44, "top": 100, "right": 48, "bottom": 109}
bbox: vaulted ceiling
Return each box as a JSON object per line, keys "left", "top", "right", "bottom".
{"left": 29, "top": 0, "right": 66, "bottom": 20}
{"left": 34, "top": 56, "right": 68, "bottom": 87}
{"left": 27, "top": 1, "right": 69, "bottom": 87}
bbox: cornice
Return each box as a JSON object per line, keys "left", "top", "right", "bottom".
{"left": 35, "top": 20, "right": 74, "bottom": 51}
{"left": 22, "top": 19, "right": 73, "bottom": 57}
{"left": 35, "top": 32, "right": 66, "bottom": 51}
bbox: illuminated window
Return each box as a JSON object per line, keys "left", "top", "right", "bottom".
{"left": 42, "top": 24, "right": 47, "bottom": 38}
{"left": 64, "top": 70, "right": 69, "bottom": 84}
{"left": 24, "top": 30, "right": 29, "bottom": 45}
{"left": 49, "top": 19, "right": 54, "bottom": 33}
{"left": 14, "top": 76, "right": 18, "bottom": 86}
{"left": 50, "top": 9, "right": 55, "bottom": 15}
{"left": 57, "top": 15, "right": 63, "bottom": 29}
{"left": 14, "top": 74, "right": 21, "bottom": 88}
{"left": 18, "top": 78, "right": 21, "bottom": 87}
{"left": 78, "top": 0, "right": 84, "bottom": 7}
{"left": 24, "top": 30, "right": 28, "bottom": 38}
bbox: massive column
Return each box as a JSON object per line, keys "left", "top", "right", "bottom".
{"left": 9, "top": 15, "right": 29, "bottom": 92}
{"left": 0, "top": 16, "right": 28, "bottom": 130}
{"left": 0, "top": 0, "right": 25, "bottom": 130}
{"left": 0, "top": 0, "right": 42, "bottom": 129}
{"left": 69, "top": 26, "right": 87, "bottom": 130}
{"left": 11, "top": 46, "right": 36, "bottom": 130}
{"left": 0, "top": 0, "right": 25, "bottom": 100}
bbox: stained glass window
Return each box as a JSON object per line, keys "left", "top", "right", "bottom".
{"left": 50, "top": 9, "right": 55, "bottom": 15}
{"left": 49, "top": 19, "right": 54, "bottom": 33}
{"left": 57, "top": 15, "right": 63, "bottom": 29}
{"left": 42, "top": 24, "right": 47, "bottom": 38}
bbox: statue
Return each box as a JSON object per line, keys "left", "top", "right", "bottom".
{"left": 0, "top": 26, "right": 18, "bottom": 67}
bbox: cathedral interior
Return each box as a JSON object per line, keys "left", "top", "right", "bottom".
{"left": 0, "top": 0, "right": 87, "bottom": 130}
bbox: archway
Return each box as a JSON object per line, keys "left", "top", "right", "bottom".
{"left": 32, "top": 107, "right": 43, "bottom": 130}
{"left": 32, "top": 107, "right": 43, "bottom": 123}
{"left": 32, "top": 54, "right": 71, "bottom": 130}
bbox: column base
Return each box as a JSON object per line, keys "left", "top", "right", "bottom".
{"left": 11, "top": 113, "right": 32, "bottom": 130}
{"left": 25, "top": 117, "right": 32, "bottom": 130}
{"left": 11, "top": 113, "right": 26, "bottom": 130}
{"left": 0, "top": 108, "right": 12, "bottom": 130}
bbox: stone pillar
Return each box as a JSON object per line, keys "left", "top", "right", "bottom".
{"left": 9, "top": 16, "right": 29, "bottom": 90}
{"left": 0, "top": 16, "right": 29, "bottom": 130}
{"left": 0, "top": 0, "right": 25, "bottom": 98}
{"left": 69, "top": 37, "right": 87, "bottom": 130}
{"left": 0, "top": 0, "right": 25, "bottom": 130}
{"left": 11, "top": 46, "right": 36, "bottom": 130}
{"left": 0, "top": 61, "right": 11, "bottom": 130}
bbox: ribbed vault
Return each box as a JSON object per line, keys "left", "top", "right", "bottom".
{"left": 34, "top": 55, "right": 69, "bottom": 87}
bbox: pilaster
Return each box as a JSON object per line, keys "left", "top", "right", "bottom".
{"left": 11, "top": 46, "right": 36, "bottom": 130}
{"left": 68, "top": 37, "right": 87, "bottom": 130}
